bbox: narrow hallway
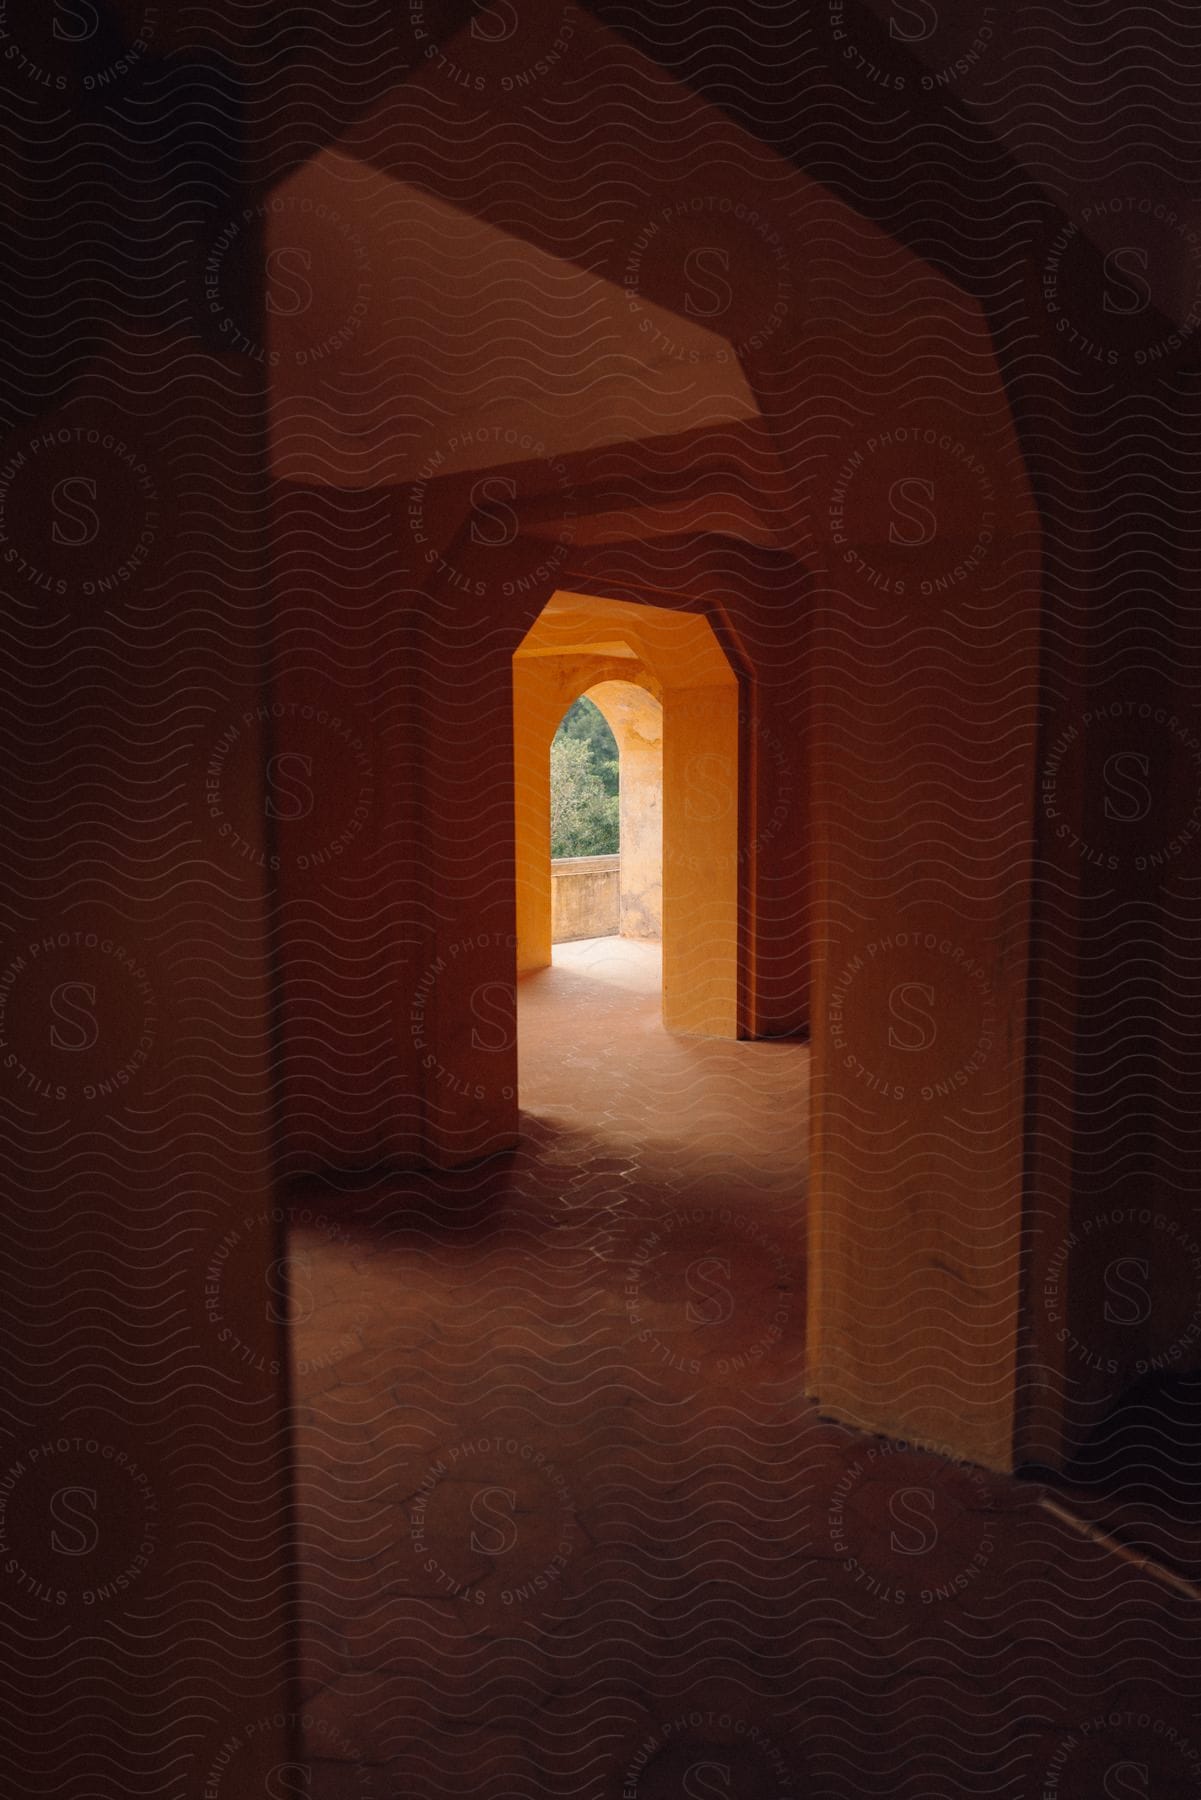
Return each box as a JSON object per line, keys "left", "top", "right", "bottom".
{"left": 289, "top": 944, "right": 1198, "bottom": 1799}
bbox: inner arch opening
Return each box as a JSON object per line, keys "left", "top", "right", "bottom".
{"left": 514, "top": 588, "right": 739, "bottom": 1039}
{"left": 550, "top": 686, "right": 663, "bottom": 949}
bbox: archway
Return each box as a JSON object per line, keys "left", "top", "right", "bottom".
{"left": 261, "top": 113, "right": 1042, "bottom": 1467}
{"left": 513, "top": 589, "right": 740, "bottom": 1038}
{"left": 549, "top": 685, "right": 662, "bottom": 949}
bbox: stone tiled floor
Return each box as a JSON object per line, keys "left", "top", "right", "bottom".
{"left": 289, "top": 940, "right": 1200, "bottom": 1799}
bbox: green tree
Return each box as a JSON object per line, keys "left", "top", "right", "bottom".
{"left": 550, "top": 698, "right": 619, "bottom": 857}
{"left": 558, "top": 696, "right": 619, "bottom": 797}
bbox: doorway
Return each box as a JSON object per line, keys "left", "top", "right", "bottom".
{"left": 550, "top": 685, "right": 662, "bottom": 955}
{"left": 513, "top": 588, "right": 740, "bottom": 1038}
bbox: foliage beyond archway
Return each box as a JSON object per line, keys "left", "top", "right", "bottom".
{"left": 550, "top": 697, "right": 619, "bottom": 857}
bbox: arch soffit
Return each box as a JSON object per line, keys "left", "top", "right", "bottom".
{"left": 580, "top": 679, "right": 662, "bottom": 752}
{"left": 516, "top": 588, "right": 736, "bottom": 694}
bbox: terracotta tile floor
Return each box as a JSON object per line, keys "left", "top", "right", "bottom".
{"left": 289, "top": 940, "right": 1200, "bottom": 1799}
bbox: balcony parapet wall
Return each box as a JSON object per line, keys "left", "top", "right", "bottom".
{"left": 551, "top": 854, "right": 619, "bottom": 941}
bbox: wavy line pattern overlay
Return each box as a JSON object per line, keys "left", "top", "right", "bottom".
{"left": 2, "top": 3, "right": 1199, "bottom": 1797}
